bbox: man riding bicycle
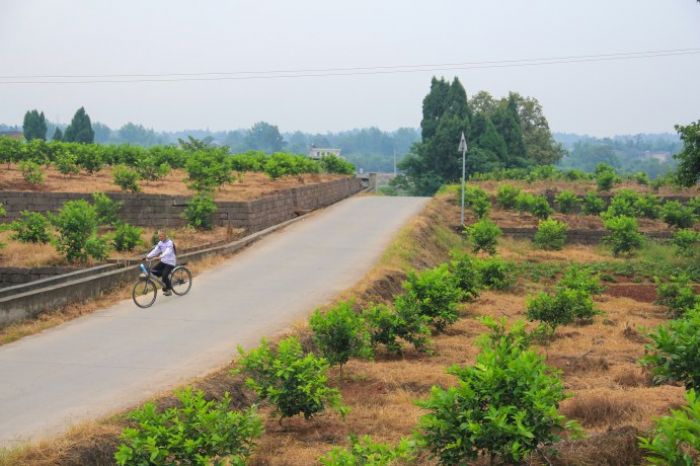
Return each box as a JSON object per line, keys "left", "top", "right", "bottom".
{"left": 146, "top": 230, "right": 176, "bottom": 296}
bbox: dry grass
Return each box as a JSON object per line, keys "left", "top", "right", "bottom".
{"left": 471, "top": 178, "right": 699, "bottom": 197}
{"left": 0, "top": 164, "right": 345, "bottom": 201}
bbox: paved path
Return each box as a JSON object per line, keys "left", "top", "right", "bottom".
{"left": 0, "top": 196, "right": 428, "bottom": 446}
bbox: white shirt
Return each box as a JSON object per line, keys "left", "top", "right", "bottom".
{"left": 147, "top": 239, "right": 176, "bottom": 266}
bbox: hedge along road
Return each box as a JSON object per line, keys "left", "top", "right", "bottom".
{"left": 0, "top": 195, "right": 429, "bottom": 447}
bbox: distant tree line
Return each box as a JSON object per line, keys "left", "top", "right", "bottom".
{"left": 23, "top": 107, "right": 95, "bottom": 144}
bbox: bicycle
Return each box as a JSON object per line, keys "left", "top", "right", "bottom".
{"left": 132, "top": 259, "right": 192, "bottom": 308}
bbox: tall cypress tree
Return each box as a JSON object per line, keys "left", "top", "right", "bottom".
{"left": 22, "top": 110, "right": 47, "bottom": 141}
{"left": 52, "top": 127, "right": 63, "bottom": 141}
{"left": 491, "top": 94, "right": 527, "bottom": 164}
{"left": 64, "top": 107, "right": 95, "bottom": 143}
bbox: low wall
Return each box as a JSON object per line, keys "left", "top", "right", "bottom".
{"left": 0, "top": 177, "right": 363, "bottom": 231}
{"left": 0, "top": 266, "right": 79, "bottom": 288}
{"left": 455, "top": 225, "right": 672, "bottom": 244}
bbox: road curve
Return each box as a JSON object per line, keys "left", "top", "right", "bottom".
{"left": 0, "top": 195, "right": 428, "bottom": 446}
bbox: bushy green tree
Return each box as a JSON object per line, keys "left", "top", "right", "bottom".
{"left": 448, "top": 250, "right": 482, "bottom": 300}
{"left": 672, "top": 229, "right": 700, "bottom": 257}
{"left": 495, "top": 184, "right": 520, "bottom": 209}
{"left": 50, "top": 199, "right": 102, "bottom": 263}
{"left": 674, "top": 120, "right": 700, "bottom": 187}
{"left": 10, "top": 211, "right": 51, "bottom": 243}
{"left": 234, "top": 337, "right": 345, "bottom": 420}
{"left": 529, "top": 194, "right": 553, "bottom": 219}
{"left": 22, "top": 109, "right": 47, "bottom": 141}
{"left": 660, "top": 200, "right": 697, "bottom": 228}
{"left": 603, "top": 215, "right": 643, "bottom": 256}
{"left": 581, "top": 191, "right": 606, "bottom": 215}
{"left": 464, "top": 186, "right": 491, "bottom": 218}
{"left": 595, "top": 165, "right": 618, "bottom": 191}
{"left": 183, "top": 193, "right": 218, "bottom": 230}
{"left": 558, "top": 265, "right": 604, "bottom": 295}
{"left": 52, "top": 127, "right": 63, "bottom": 141}
{"left": 640, "top": 389, "right": 700, "bottom": 464}
{"left": 185, "top": 148, "right": 233, "bottom": 191}
{"left": 113, "top": 165, "right": 140, "bottom": 192}
{"left": 114, "top": 388, "right": 263, "bottom": 466}
{"left": 417, "top": 317, "right": 576, "bottom": 465}
{"left": 319, "top": 435, "right": 416, "bottom": 466}
{"left": 63, "top": 107, "right": 95, "bottom": 143}
{"left": 554, "top": 190, "right": 580, "bottom": 213}
{"left": 656, "top": 274, "right": 700, "bottom": 317}
{"left": 533, "top": 218, "right": 567, "bottom": 250}
{"left": 526, "top": 287, "right": 597, "bottom": 331}
{"left": 244, "top": 121, "right": 285, "bottom": 153}
{"left": 320, "top": 155, "right": 355, "bottom": 175}
{"left": 54, "top": 151, "right": 80, "bottom": 176}
{"left": 475, "top": 257, "right": 514, "bottom": 290}
{"left": 464, "top": 218, "right": 502, "bottom": 255}
{"left": 92, "top": 192, "right": 122, "bottom": 225}
{"left": 310, "top": 301, "right": 372, "bottom": 377}
{"left": 112, "top": 223, "right": 143, "bottom": 252}
{"left": 18, "top": 160, "right": 44, "bottom": 185}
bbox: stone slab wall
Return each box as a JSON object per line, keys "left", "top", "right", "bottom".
{"left": 0, "top": 177, "right": 363, "bottom": 231}
{"left": 0, "top": 266, "right": 80, "bottom": 288}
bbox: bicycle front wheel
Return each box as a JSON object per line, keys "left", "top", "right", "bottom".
{"left": 170, "top": 267, "right": 192, "bottom": 296}
{"left": 132, "top": 279, "right": 157, "bottom": 308}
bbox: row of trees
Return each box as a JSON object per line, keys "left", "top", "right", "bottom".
{"left": 23, "top": 107, "right": 95, "bottom": 143}
{"left": 395, "top": 77, "right": 565, "bottom": 195}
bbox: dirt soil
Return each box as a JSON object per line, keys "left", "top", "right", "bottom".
{"left": 0, "top": 164, "right": 346, "bottom": 201}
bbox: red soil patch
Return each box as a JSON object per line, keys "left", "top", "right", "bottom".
{"left": 604, "top": 284, "right": 658, "bottom": 303}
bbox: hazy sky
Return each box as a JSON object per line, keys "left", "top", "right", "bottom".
{"left": 1, "top": 0, "right": 699, "bottom": 136}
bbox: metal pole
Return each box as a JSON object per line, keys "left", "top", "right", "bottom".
{"left": 461, "top": 146, "right": 466, "bottom": 226}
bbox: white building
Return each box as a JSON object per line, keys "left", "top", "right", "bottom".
{"left": 308, "top": 145, "right": 342, "bottom": 159}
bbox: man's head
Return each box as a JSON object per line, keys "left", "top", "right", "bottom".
{"left": 157, "top": 230, "right": 166, "bottom": 242}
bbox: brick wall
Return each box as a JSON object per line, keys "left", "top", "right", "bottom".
{"left": 0, "top": 177, "right": 363, "bottom": 231}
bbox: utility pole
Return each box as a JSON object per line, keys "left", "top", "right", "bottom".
{"left": 458, "top": 132, "right": 468, "bottom": 226}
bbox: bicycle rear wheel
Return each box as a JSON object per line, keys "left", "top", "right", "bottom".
{"left": 170, "top": 266, "right": 192, "bottom": 296}
{"left": 132, "top": 279, "right": 157, "bottom": 308}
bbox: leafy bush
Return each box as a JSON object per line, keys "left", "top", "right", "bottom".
{"left": 526, "top": 287, "right": 597, "bottom": 331}
{"left": 475, "top": 257, "right": 514, "bottom": 290}
{"left": 54, "top": 151, "right": 80, "bottom": 176}
{"left": 639, "top": 389, "right": 700, "bottom": 465}
{"left": 183, "top": 193, "right": 218, "bottom": 230}
{"left": 595, "top": 164, "right": 618, "bottom": 191}
{"left": 76, "top": 147, "right": 103, "bottom": 173}
{"left": 660, "top": 200, "right": 697, "bottom": 228}
{"left": 448, "top": 250, "right": 482, "bottom": 300}
{"left": 396, "top": 264, "right": 463, "bottom": 332}
{"left": 533, "top": 218, "right": 567, "bottom": 250}
{"left": 10, "top": 211, "right": 51, "bottom": 243}
{"left": 656, "top": 274, "right": 700, "bottom": 317}
{"left": 135, "top": 154, "right": 170, "bottom": 182}
{"left": 633, "top": 171, "right": 650, "bottom": 185}
{"left": 310, "top": 301, "right": 372, "bottom": 374}
{"left": 50, "top": 199, "right": 101, "bottom": 263}
{"left": 114, "top": 388, "right": 263, "bottom": 466}
{"left": 688, "top": 197, "right": 700, "bottom": 216}
{"left": 112, "top": 223, "right": 143, "bottom": 252}
{"left": 92, "top": 192, "right": 122, "bottom": 225}
{"left": 603, "top": 189, "right": 640, "bottom": 218}
{"left": 603, "top": 215, "right": 643, "bottom": 256}
{"left": 672, "top": 229, "right": 700, "bottom": 256}
{"left": 112, "top": 165, "right": 140, "bottom": 193}
{"left": 641, "top": 306, "right": 700, "bottom": 389}
{"left": 84, "top": 235, "right": 110, "bottom": 262}
{"left": 554, "top": 190, "right": 580, "bottom": 213}
{"left": 515, "top": 191, "right": 535, "bottom": 212}
{"left": 529, "top": 194, "right": 553, "bottom": 219}
{"left": 363, "top": 302, "right": 430, "bottom": 355}
{"left": 19, "top": 160, "right": 44, "bottom": 185}
{"left": 264, "top": 152, "right": 320, "bottom": 179}
{"left": 319, "top": 435, "right": 416, "bottom": 466}
{"left": 185, "top": 148, "right": 233, "bottom": 191}
{"left": 320, "top": 154, "right": 355, "bottom": 175}
{"left": 558, "top": 265, "right": 604, "bottom": 295}
{"left": 229, "top": 151, "right": 267, "bottom": 172}
{"left": 496, "top": 184, "right": 520, "bottom": 209}
{"left": 581, "top": 191, "right": 606, "bottom": 215}
{"left": 635, "top": 194, "right": 661, "bottom": 219}
{"left": 464, "top": 186, "right": 491, "bottom": 218}
{"left": 234, "top": 337, "right": 345, "bottom": 420}
{"left": 464, "top": 218, "right": 502, "bottom": 255}
{"left": 417, "top": 317, "right": 576, "bottom": 465}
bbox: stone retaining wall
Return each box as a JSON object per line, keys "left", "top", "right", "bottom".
{"left": 0, "top": 177, "right": 363, "bottom": 231}
{"left": 0, "top": 266, "right": 81, "bottom": 288}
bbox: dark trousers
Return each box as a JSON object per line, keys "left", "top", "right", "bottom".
{"left": 152, "top": 262, "right": 175, "bottom": 290}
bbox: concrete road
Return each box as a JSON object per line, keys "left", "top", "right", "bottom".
{"left": 0, "top": 195, "right": 428, "bottom": 446}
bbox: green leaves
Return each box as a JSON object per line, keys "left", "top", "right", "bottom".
{"left": 603, "top": 215, "right": 643, "bottom": 256}
{"left": 310, "top": 301, "right": 373, "bottom": 370}
{"left": 183, "top": 193, "right": 218, "bottom": 230}
{"left": 533, "top": 218, "right": 567, "bottom": 250}
{"left": 464, "top": 218, "right": 502, "bottom": 255}
{"left": 640, "top": 389, "right": 700, "bottom": 464}
{"left": 114, "top": 388, "right": 263, "bottom": 466}
{"left": 113, "top": 165, "right": 141, "bottom": 193}
{"left": 554, "top": 190, "right": 580, "bottom": 213}
{"left": 319, "top": 435, "right": 416, "bottom": 466}
{"left": 185, "top": 148, "right": 233, "bottom": 191}
{"left": 50, "top": 199, "right": 104, "bottom": 263}
{"left": 10, "top": 211, "right": 51, "bottom": 244}
{"left": 397, "top": 264, "right": 463, "bottom": 332}
{"left": 673, "top": 120, "right": 700, "bottom": 188}
{"left": 112, "top": 222, "right": 144, "bottom": 252}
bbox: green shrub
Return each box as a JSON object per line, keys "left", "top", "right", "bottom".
{"left": 10, "top": 211, "right": 51, "bottom": 243}
{"left": 558, "top": 265, "right": 604, "bottom": 295}
{"left": 639, "top": 389, "right": 700, "bottom": 464}
{"left": 114, "top": 388, "right": 263, "bottom": 466}
{"left": 229, "top": 151, "right": 267, "bottom": 172}
{"left": 363, "top": 301, "right": 430, "bottom": 355}
{"left": 533, "top": 218, "right": 567, "bottom": 250}
{"left": 475, "top": 257, "right": 514, "bottom": 290}
{"left": 581, "top": 191, "right": 606, "bottom": 215}
{"left": 633, "top": 171, "right": 650, "bottom": 185}
{"left": 19, "top": 160, "right": 44, "bottom": 185}
{"left": 320, "top": 154, "right": 355, "bottom": 175}
{"left": 186, "top": 148, "right": 233, "bottom": 191}
{"left": 603, "top": 189, "right": 640, "bottom": 219}
{"left": 641, "top": 306, "right": 700, "bottom": 390}
{"left": 112, "top": 223, "right": 143, "bottom": 252}
{"left": 464, "top": 186, "right": 491, "bottom": 218}
{"left": 635, "top": 194, "right": 661, "bottom": 219}
{"left": 496, "top": 184, "right": 520, "bottom": 209}
{"left": 76, "top": 147, "right": 103, "bottom": 173}
{"left": 603, "top": 215, "right": 643, "bottom": 256}
{"left": 54, "top": 151, "right": 80, "bottom": 176}
{"left": 50, "top": 199, "right": 101, "bottom": 263}
{"left": 84, "top": 235, "right": 110, "bottom": 262}
{"left": 554, "top": 190, "right": 580, "bottom": 213}
{"left": 112, "top": 165, "right": 140, "bottom": 193}
{"left": 660, "top": 200, "right": 697, "bottom": 228}
{"left": 464, "top": 218, "right": 502, "bottom": 255}
{"left": 396, "top": 264, "right": 463, "bottom": 332}
{"left": 91, "top": 192, "right": 122, "bottom": 225}
{"left": 234, "top": 337, "right": 345, "bottom": 420}
{"left": 183, "top": 193, "right": 218, "bottom": 230}
{"left": 448, "top": 250, "right": 482, "bottom": 300}
{"left": 135, "top": 154, "right": 170, "bottom": 182}
{"left": 688, "top": 197, "right": 700, "bottom": 216}
{"left": 526, "top": 287, "right": 597, "bottom": 331}
{"left": 310, "top": 301, "right": 372, "bottom": 375}
{"left": 672, "top": 229, "right": 700, "bottom": 257}
{"left": 264, "top": 152, "right": 320, "bottom": 179}
{"left": 595, "top": 164, "right": 618, "bottom": 191}
{"left": 319, "top": 435, "right": 416, "bottom": 466}
{"left": 529, "top": 195, "right": 553, "bottom": 219}
{"left": 656, "top": 274, "right": 700, "bottom": 317}
{"left": 515, "top": 191, "right": 535, "bottom": 212}
{"left": 416, "top": 317, "right": 576, "bottom": 465}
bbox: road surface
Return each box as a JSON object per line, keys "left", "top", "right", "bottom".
{"left": 0, "top": 195, "right": 428, "bottom": 446}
